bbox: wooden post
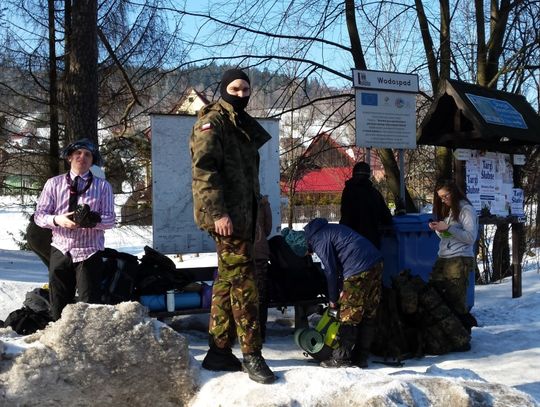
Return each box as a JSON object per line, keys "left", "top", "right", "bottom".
{"left": 511, "top": 222, "right": 522, "bottom": 298}
{"left": 511, "top": 158, "right": 523, "bottom": 298}
{"left": 453, "top": 151, "right": 466, "bottom": 193}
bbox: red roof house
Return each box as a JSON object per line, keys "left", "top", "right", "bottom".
{"left": 281, "top": 167, "right": 352, "bottom": 194}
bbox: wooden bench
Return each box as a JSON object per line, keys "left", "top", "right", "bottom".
{"left": 148, "top": 266, "right": 328, "bottom": 330}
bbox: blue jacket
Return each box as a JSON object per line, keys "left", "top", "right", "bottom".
{"left": 304, "top": 218, "right": 382, "bottom": 303}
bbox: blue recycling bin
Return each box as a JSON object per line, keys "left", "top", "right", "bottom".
{"left": 380, "top": 213, "right": 475, "bottom": 309}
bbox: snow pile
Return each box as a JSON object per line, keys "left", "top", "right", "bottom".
{"left": 188, "top": 362, "right": 536, "bottom": 407}
{"left": 0, "top": 302, "right": 198, "bottom": 406}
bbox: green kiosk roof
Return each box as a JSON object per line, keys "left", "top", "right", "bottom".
{"left": 417, "top": 79, "right": 540, "bottom": 152}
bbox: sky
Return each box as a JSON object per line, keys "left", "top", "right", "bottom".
{"left": 0, "top": 197, "right": 539, "bottom": 405}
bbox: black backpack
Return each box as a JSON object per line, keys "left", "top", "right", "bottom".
{"left": 5, "top": 307, "right": 52, "bottom": 335}
{"left": 371, "top": 270, "right": 472, "bottom": 363}
{"left": 101, "top": 248, "right": 140, "bottom": 304}
{"left": 267, "top": 235, "right": 327, "bottom": 303}
{"left": 23, "top": 287, "right": 51, "bottom": 313}
{"left": 370, "top": 285, "right": 422, "bottom": 364}
{"left": 136, "top": 246, "right": 191, "bottom": 295}
{"left": 5, "top": 287, "right": 53, "bottom": 335}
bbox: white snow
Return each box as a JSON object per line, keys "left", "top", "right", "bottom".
{"left": 1, "top": 200, "right": 539, "bottom": 406}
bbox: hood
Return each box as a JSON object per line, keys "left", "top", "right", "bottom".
{"left": 281, "top": 227, "right": 308, "bottom": 257}
{"left": 303, "top": 218, "right": 328, "bottom": 242}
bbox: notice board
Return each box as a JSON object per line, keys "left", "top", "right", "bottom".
{"left": 150, "top": 114, "right": 280, "bottom": 254}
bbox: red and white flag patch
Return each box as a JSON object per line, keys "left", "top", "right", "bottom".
{"left": 200, "top": 123, "right": 213, "bottom": 131}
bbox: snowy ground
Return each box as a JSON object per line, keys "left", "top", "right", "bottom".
{"left": 1, "top": 199, "right": 539, "bottom": 406}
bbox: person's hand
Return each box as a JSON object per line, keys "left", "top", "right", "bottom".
{"left": 214, "top": 215, "right": 233, "bottom": 236}
{"left": 327, "top": 302, "right": 339, "bottom": 319}
{"left": 429, "top": 221, "right": 449, "bottom": 232}
{"left": 54, "top": 212, "right": 78, "bottom": 229}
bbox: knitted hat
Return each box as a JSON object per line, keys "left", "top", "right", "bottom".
{"left": 281, "top": 227, "right": 308, "bottom": 257}
{"left": 352, "top": 162, "right": 371, "bottom": 177}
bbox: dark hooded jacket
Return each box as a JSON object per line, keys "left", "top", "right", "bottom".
{"left": 304, "top": 218, "right": 382, "bottom": 303}
{"left": 339, "top": 176, "right": 393, "bottom": 249}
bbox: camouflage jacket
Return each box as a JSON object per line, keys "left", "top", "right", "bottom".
{"left": 190, "top": 99, "right": 271, "bottom": 241}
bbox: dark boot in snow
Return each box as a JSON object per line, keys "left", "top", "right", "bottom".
{"left": 242, "top": 351, "right": 276, "bottom": 384}
{"left": 320, "top": 324, "right": 358, "bottom": 369}
{"left": 202, "top": 345, "right": 242, "bottom": 372}
{"left": 352, "top": 318, "right": 376, "bottom": 368}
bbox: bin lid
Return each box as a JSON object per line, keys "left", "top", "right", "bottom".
{"left": 392, "top": 213, "right": 433, "bottom": 232}
{"left": 392, "top": 213, "right": 433, "bottom": 224}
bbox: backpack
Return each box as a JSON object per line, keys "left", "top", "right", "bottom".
{"left": 371, "top": 270, "right": 472, "bottom": 363}
{"left": 101, "top": 248, "right": 140, "bottom": 304}
{"left": 5, "top": 307, "right": 52, "bottom": 335}
{"left": 136, "top": 246, "right": 191, "bottom": 295}
{"left": 417, "top": 283, "right": 471, "bottom": 354}
{"left": 370, "top": 286, "right": 421, "bottom": 364}
{"left": 23, "top": 287, "right": 51, "bottom": 314}
{"left": 267, "top": 235, "right": 327, "bottom": 303}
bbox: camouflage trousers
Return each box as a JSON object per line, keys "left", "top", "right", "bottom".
{"left": 339, "top": 262, "right": 383, "bottom": 326}
{"left": 430, "top": 256, "right": 474, "bottom": 315}
{"left": 210, "top": 235, "right": 262, "bottom": 354}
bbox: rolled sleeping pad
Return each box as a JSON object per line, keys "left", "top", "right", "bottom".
{"left": 139, "top": 294, "right": 166, "bottom": 311}
{"left": 295, "top": 308, "right": 342, "bottom": 361}
{"left": 174, "top": 292, "right": 201, "bottom": 310}
{"left": 294, "top": 328, "right": 325, "bottom": 354}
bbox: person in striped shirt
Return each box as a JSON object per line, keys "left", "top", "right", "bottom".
{"left": 34, "top": 138, "right": 115, "bottom": 320}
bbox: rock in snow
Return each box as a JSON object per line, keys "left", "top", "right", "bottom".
{"left": 0, "top": 302, "right": 197, "bottom": 406}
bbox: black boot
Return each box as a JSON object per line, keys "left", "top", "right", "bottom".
{"left": 202, "top": 345, "right": 242, "bottom": 372}
{"left": 351, "top": 318, "right": 376, "bottom": 368}
{"left": 242, "top": 351, "right": 277, "bottom": 384}
{"left": 320, "top": 324, "right": 358, "bottom": 368}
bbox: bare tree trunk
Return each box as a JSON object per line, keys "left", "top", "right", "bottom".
{"left": 474, "top": 0, "right": 488, "bottom": 85}
{"left": 439, "top": 0, "right": 451, "bottom": 81}
{"left": 48, "top": 0, "right": 60, "bottom": 177}
{"left": 345, "top": 0, "right": 366, "bottom": 70}
{"left": 377, "top": 148, "right": 417, "bottom": 212}
{"left": 435, "top": 146, "right": 452, "bottom": 181}
{"left": 64, "top": 0, "right": 98, "bottom": 145}
{"left": 486, "top": 0, "right": 511, "bottom": 87}
{"left": 416, "top": 1, "right": 453, "bottom": 181}
{"left": 414, "top": 0, "right": 439, "bottom": 91}
{"left": 287, "top": 186, "right": 294, "bottom": 229}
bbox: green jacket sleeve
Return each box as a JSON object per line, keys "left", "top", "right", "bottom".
{"left": 190, "top": 112, "right": 227, "bottom": 220}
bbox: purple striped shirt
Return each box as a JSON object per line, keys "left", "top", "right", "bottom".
{"left": 34, "top": 171, "right": 116, "bottom": 262}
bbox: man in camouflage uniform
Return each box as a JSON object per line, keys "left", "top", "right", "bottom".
{"left": 304, "top": 218, "right": 383, "bottom": 368}
{"left": 190, "top": 68, "right": 276, "bottom": 384}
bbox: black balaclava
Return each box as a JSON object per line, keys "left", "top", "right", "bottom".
{"left": 219, "top": 69, "right": 251, "bottom": 112}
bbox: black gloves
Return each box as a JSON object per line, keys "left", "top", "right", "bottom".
{"left": 69, "top": 204, "right": 102, "bottom": 228}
